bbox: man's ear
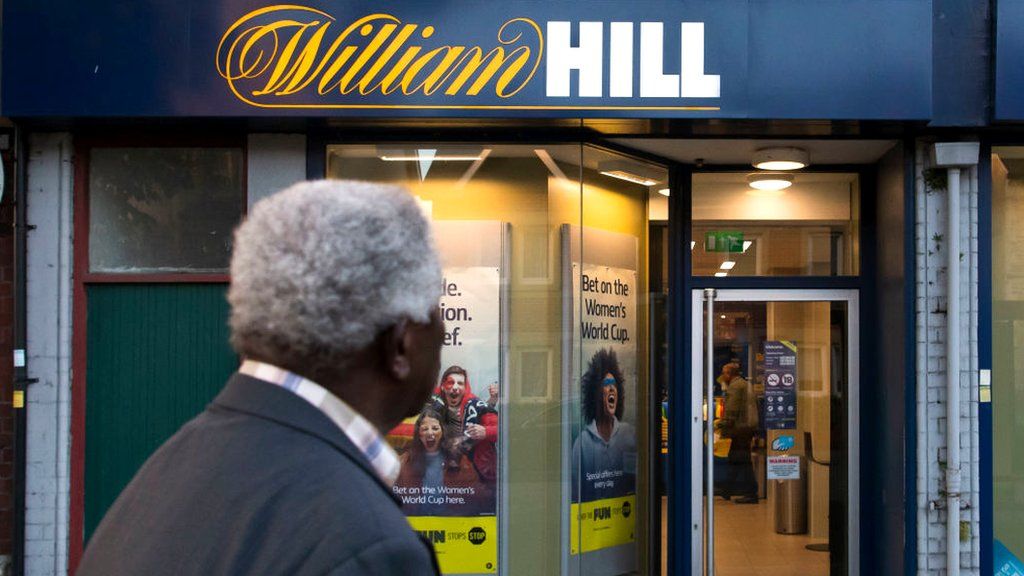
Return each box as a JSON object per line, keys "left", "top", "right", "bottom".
{"left": 381, "top": 319, "right": 412, "bottom": 381}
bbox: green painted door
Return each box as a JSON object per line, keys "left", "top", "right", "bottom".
{"left": 84, "top": 284, "right": 237, "bottom": 541}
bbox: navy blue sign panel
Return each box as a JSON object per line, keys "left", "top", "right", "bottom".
{"left": 2, "top": 1, "right": 932, "bottom": 119}
{"left": 764, "top": 341, "right": 797, "bottom": 430}
{"left": 997, "top": 1, "right": 1024, "bottom": 120}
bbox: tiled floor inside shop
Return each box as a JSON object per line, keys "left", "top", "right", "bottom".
{"left": 662, "top": 497, "right": 829, "bottom": 576}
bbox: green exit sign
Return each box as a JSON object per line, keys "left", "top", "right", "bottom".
{"left": 704, "top": 231, "right": 744, "bottom": 252}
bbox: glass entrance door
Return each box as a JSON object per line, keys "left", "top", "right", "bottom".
{"left": 690, "top": 290, "right": 859, "bottom": 576}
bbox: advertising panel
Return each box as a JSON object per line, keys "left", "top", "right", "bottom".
{"left": 562, "top": 226, "right": 638, "bottom": 576}
{"left": 389, "top": 221, "right": 506, "bottom": 575}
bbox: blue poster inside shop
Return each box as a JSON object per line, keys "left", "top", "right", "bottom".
{"left": 763, "top": 341, "right": 797, "bottom": 430}
{"left": 996, "top": 540, "right": 1024, "bottom": 575}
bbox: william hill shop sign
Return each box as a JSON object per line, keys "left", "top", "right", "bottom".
{"left": 2, "top": 1, "right": 932, "bottom": 119}
{"left": 217, "top": 7, "right": 722, "bottom": 111}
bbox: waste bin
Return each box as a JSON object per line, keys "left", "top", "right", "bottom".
{"left": 773, "top": 457, "right": 808, "bottom": 534}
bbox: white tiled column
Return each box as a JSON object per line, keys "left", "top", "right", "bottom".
{"left": 916, "top": 140, "right": 981, "bottom": 575}
{"left": 24, "top": 133, "right": 73, "bottom": 576}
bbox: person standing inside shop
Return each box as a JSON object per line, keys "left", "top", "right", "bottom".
{"left": 719, "top": 362, "right": 759, "bottom": 504}
{"left": 77, "top": 180, "right": 444, "bottom": 576}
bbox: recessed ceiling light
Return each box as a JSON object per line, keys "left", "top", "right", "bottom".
{"left": 720, "top": 261, "right": 736, "bottom": 270}
{"left": 658, "top": 188, "right": 670, "bottom": 197}
{"left": 714, "top": 272, "right": 728, "bottom": 277}
{"left": 720, "top": 314, "right": 727, "bottom": 319}
{"left": 747, "top": 172, "right": 794, "bottom": 191}
{"left": 742, "top": 241, "right": 753, "bottom": 252}
{"left": 380, "top": 154, "right": 483, "bottom": 162}
{"left": 752, "top": 147, "right": 809, "bottom": 171}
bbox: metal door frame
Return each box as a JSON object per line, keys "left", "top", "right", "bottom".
{"left": 689, "top": 288, "right": 860, "bottom": 576}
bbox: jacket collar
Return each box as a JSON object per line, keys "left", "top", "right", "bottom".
{"left": 212, "top": 372, "right": 401, "bottom": 503}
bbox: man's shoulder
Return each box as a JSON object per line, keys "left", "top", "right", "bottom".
{"left": 196, "top": 402, "right": 392, "bottom": 487}
{"left": 295, "top": 466, "right": 436, "bottom": 574}
{"left": 79, "top": 403, "right": 424, "bottom": 576}
{"left": 320, "top": 533, "right": 439, "bottom": 576}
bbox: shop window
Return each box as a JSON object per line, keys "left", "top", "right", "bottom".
{"left": 692, "top": 172, "right": 861, "bottom": 277}
{"left": 327, "top": 144, "right": 661, "bottom": 576}
{"left": 88, "top": 148, "right": 245, "bottom": 273}
{"left": 991, "top": 147, "right": 1024, "bottom": 563}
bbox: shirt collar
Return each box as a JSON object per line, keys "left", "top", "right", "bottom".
{"left": 238, "top": 359, "right": 401, "bottom": 487}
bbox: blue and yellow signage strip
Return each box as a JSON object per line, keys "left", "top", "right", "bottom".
{"left": 2, "top": 1, "right": 931, "bottom": 119}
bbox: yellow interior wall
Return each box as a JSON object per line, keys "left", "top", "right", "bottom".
{"left": 767, "top": 302, "right": 832, "bottom": 540}
{"left": 992, "top": 153, "right": 1024, "bottom": 557}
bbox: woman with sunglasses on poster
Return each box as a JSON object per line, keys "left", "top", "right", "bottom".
{"left": 572, "top": 348, "right": 637, "bottom": 502}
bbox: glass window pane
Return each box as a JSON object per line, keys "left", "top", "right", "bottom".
{"left": 706, "top": 300, "right": 849, "bottom": 573}
{"left": 329, "top": 143, "right": 582, "bottom": 575}
{"left": 992, "top": 147, "right": 1024, "bottom": 561}
{"left": 648, "top": 187, "right": 669, "bottom": 569}
{"left": 692, "top": 173, "right": 860, "bottom": 277}
{"left": 577, "top": 147, "right": 662, "bottom": 574}
{"left": 327, "top": 144, "right": 660, "bottom": 576}
{"left": 88, "top": 148, "right": 244, "bottom": 273}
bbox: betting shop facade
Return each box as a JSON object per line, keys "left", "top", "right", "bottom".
{"left": 0, "top": 1, "right": 1010, "bottom": 575}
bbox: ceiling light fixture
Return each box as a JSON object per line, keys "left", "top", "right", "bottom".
{"left": 714, "top": 272, "right": 728, "bottom": 278}
{"left": 720, "top": 261, "right": 736, "bottom": 270}
{"left": 601, "top": 170, "right": 660, "bottom": 186}
{"left": 746, "top": 172, "right": 794, "bottom": 192}
{"left": 599, "top": 160, "right": 663, "bottom": 187}
{"left": 752, "top": 147, "right": 809, "bottom": 171}
{"left": 658, "top": 188, "right": 670, "bottom": 197}
{"left": 742, "top": 241, "right": 753, "bottom": 252}
{"left": 380, "top": 154, "right": 482, "bottom": 162}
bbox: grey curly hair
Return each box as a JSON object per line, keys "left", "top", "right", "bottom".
{"left": 228, "top": 179, "right": 442, "bottom": 374}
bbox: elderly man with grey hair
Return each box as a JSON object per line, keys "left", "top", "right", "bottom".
{"left": 78, "top": 180, "right": 445, "bottom": 576}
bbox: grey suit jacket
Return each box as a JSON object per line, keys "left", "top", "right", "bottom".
{"left": 77, "top": 373, "right": 440, "bottom": 576}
